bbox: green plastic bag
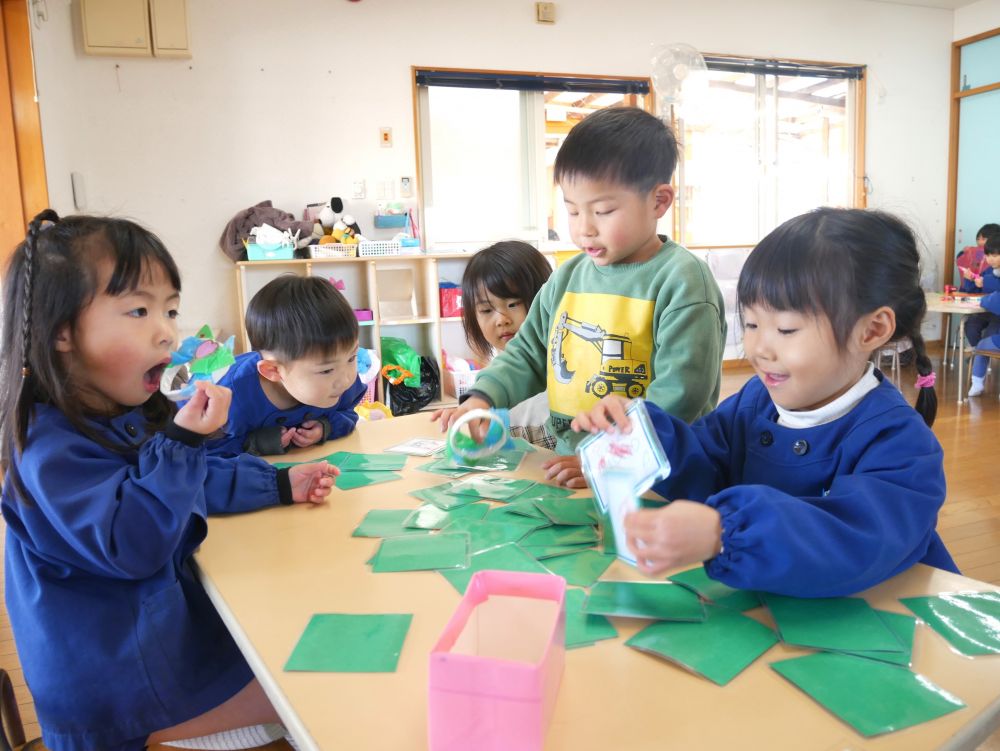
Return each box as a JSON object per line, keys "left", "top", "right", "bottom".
{"left": 381, "top": 336, "right": 421, "bottom": 387}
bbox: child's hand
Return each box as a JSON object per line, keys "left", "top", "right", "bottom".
{"left": 624, "top": 501, "right": 723, "bottom": 577}
{"left": 431, "top": 396, "right": 493, "bottom": 441}
{"left": 288, "top": 461, "right": 338, "bottom": 504}
{"left": 571, "top": 395, "right": 631, "bottom": 435}
{"left": 174, "top": 382, "right": 232, "bottom": 436}
{"left": 280, "top": 427, "right": 295, "bottom": 449}
{"left": 541, "top": 455, "right": 588, "bottom": 488}
{"left": 962, "top": 267, "right": 975, "bottom": 280}
{"left": 976, "top": 276, "right": 984, "bottom": 288}
{"left": 290, "top": 420, "right": 324, "bottom": 448}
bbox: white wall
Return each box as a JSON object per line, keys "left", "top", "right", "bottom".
{"left": 955, "top": 0, "right": 1000, "bottom": 38}
{"left": 30, "top": 0, "right": 954, "bottom": 339}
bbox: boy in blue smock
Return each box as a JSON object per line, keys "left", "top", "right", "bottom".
{"left": 214, "top": 275, "right": 366, "bottom": 455}
{"left": 969, "top": 234, "right": 1000, "bottom": 396}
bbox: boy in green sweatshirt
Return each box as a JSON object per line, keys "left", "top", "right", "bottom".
{"left": 435, "top": 106, "right": 726, "bottom": 486}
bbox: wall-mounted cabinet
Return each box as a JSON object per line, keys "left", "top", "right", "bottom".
{"left": 81, "top": 0, "right": 190, "bottom": 58}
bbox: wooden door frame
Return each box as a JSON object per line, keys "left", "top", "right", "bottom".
{"left": 944, "top": 26, "right": 1000, "bottom": 288}
{"left": 1, "top": 0, "right": 48, "bottom": 269}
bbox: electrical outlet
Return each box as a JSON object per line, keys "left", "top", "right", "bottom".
{"left": 536, "top": 2, "right": 555, "bottom": 24}
{"left": 400, "top": 176, "right": 413, "bottom": 198}
{"left": 352, "top": 180, "right": 366, "bottom": 199}
{"left": 379, "top": 127, "right": 393, "bottom": 148}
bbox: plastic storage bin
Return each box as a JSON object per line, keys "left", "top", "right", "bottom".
{"left": 443, "top": 368, "right": 476, "bottom": 399}
{"left": 246, "top": 243, "right": 294, "bottom": 261}
{"left": 310, "top": 243, "right": 357, "bottom": 258}
{"left": 428, "top": 571, "right": 565, "bottom": 751}
{"left": 359, "top": 240, "right": 402, "bottom": 257}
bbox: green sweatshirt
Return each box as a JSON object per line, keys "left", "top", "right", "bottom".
{"left": 471, "top": 240, "right": 726, "bottom": 454}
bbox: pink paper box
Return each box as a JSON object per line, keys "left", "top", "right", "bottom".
{"left": 428, "top": 571, "right": 566, "bottom": 751}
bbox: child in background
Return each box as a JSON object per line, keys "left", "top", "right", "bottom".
{"left": 957, "top": 222, "right": 1000, "bottom": 292}
{"left": 434, "top": 241, "right": 555, "bottom": 447}
{"left": 968, "top": 233, "right": 1000, "bottom": 396}
{"left": 437, "top": 107, "right": 726, "bottom": 487}
{"left": 213, "top": 275, "right": 367, "bottom": 455}
{"left": 0, "top": 212, "right": 336, "bottom": 750}
{"left": 574, "top": 208, "right": 957, "bottom": 598}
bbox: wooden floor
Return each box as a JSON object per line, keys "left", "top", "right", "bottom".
{"left": 1, "top": 349, "right": 999, "bottom": 746}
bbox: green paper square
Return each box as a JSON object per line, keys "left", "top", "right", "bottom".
{"left": 284, "top": 613, "right": 412, "bottom": 672}
{"left": 449, "top": 450, "right": 527, "bottom": 472}
{"left": 764, "top": 594, "right": 904, "bottom": 653}
{"left": 542, "top": 550, "right": 614, "bottom": 588}
{"left": 371, "top": 533, "right": 470, "bottom": 573}
{"left": 627, "top": 604, "right": 777, "bottom": 685}
{"left": 403, "top": 502, "right": 490, "bottom": 530}
{"left": 441, "top": 518, "right": 530, "bottom": 553}
{"left": 508, "top": 485, "right": 575, "bottom": 504}
{"left": 336, "top": 470, "right": 402, "bottom": 491}
{"left": 447, "top": 475, "right": 537, "bottom": 500}
{"left": 564, "top": 588, "right": 618, "bottom": 649}
{"left": 837, "top": 610, "right": 916, "bottom": 667}
{"left": 584, "top": 581, "right": 706, "bottom": 621}
{"left": 771, "top": 652, "right": 965, "bottom": 737}
{"left": 352, "top": 509, "right": 430, "bottom": 538}
{"left": 522, "top": 543, "right": 597, "bottom": 560}
{"left": 668, "top": 566, "right": 761, "bottom": 612}
{"left": 485, "top": 505, "right": 552, "bottom": 530}
{"left": 417, "top": 458, "right": 473, "bottom": 477}
{"left": 520, "top": 524, "right": 598, "bottom": 548}
{"left": 901, "top": 591, "right": 1000, "bottom": 656}
{"left": 534, "top": 496, "right": 600, "bottom": 526}
{"left": 439, "top": 542, "right": 552, "bottom": 594}
{"left": 339, "top": 453, "right": 408, "bottom": 471}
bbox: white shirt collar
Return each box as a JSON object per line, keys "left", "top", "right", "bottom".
{"left": 774, "top": 362, "right": 880, "bottom": 429}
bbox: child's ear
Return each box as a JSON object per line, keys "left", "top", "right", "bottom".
{"left": 53, "top": 324, "right": 72, "bottom": 353}
{"left": 651, "top": 183, "right": 675, "bottom": 218}
{"left": 857, "top": 306, "right": 896, "bottom": 352}
{"left": 256, "top": 358, "right": 284, "bottom": 383}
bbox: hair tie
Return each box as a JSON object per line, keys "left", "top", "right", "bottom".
{"left": 914, "top": 372, "right": 936, "bottom": 389}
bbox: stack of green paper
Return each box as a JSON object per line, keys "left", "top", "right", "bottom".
{"left": 410, "top": 480, "right": 487, "bottom": 509}
{"left": 763, "top": 594, "right": 906, "bottom": 657}
{"left": 520, "top": 524, "right": 599, "bottom": 548}
{"left": 327, "top": 452, "right": 407, "bottom": 490}
{"left": 533, "top": 496, "right": 600, "bottom": 526}
{"left": 584, "top": 581, "right": 706, "bottom": 621}
{"left": 668, "top": 566, "right": 761, "bottom": 612}
{"left": 541, "top": 550, "right": 614, "bottom": 588}
{"left": 626, "top": 604, "right": 778, "bottom": 685}
{"left": 285, "top": 613, "right": 412, "bottom": 673}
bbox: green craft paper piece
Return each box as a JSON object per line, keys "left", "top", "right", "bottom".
{"left": 447, "top": 475, "right": 537, "bottom": 500}
{"left": 771, "top": 652, "right": 965, "bottom": 737}
{"left": 352, "top": 509, "right": 430, "bottom": 538}
{"left": 584, "top": 581, "right": 706, "bottom": 621}
{"left": 522, "top": 543, "right": 596, "bottom": 560}
{"left": 410, "top": 485, "right": 485, "bottom": 509}
{"left": 668, "top": 566, "right": 761, "bottom": 612}
{"left": 324, "top": 451, "right": 351, "bottom": 467}
{"left": 417, "top": 458, "right": 473, "bottom": 477}
{"left": 900, "top": 591, "right": 1000, "bottom": 656}
{"left": 564, "top": 588, "right": 618, "bottom": 649}
{"left": 501, "top": 499, "right": 549, "bottom": 518}
{"left": 190, "top": 346, "right": 235, "bottom": 375}
{"left": 404, "top": 502, "right": 490, "bottom": 530}
{"left": 534, "top": 496, "right": 600, "bottom": 526}
{"left": 336, "top": 471, "right": 402, "bottom": 491}
{"left": 339, "top": 453, "right": 408, "bottom": 471}
{"left": 508, "top": 485, "right": 575, "bottom": 504}
{"left": 520, "top": 524, "right": 599, "bottom": 548}
{"left": 371, "top": 533, "right": 469, "bottom": 573}
{"left": 626, "top": 604, "right": 777, "bottom": 685}
{"left": 542, "top": 550, "right": 614, "bottom": 588}
{"left": 284, "top": 613, "right": 412, "bottom": 672}
{"left": 485, "top": 505, "right": 552, "bottom": 530}
{"left": 449, "top": 450, "right": 527, "bottom": 473}
{"left": 837, "top": 610, "right": 916, "bottom": 667}
{"left": 764, "top": 594, "right": 905, "bottom": 653}
{"left": 440, "top": 518, "right": 530, "bottom": 554}
{"left": 439, "top": 542, "right": 551, "bottom": 594}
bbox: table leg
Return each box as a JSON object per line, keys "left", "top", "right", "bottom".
{"left": 944, "top": 313, "right": 952, "bottom": 369}
{"left": 958, "top": 315, "right": 967, "bottom": 404}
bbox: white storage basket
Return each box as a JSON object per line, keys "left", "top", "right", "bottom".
{"left": 310, "top": 244, "right": 357, "bottom": 258}
{"left": 358, "top": 240, "right": 402, "bottom": 257}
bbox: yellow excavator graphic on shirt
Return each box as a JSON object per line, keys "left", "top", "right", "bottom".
{"left": 549, "top": 312, "right": 649, "bottom": 399}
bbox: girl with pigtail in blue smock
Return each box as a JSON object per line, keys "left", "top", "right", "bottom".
{"left": 0, "top": 211, "right": 337, "bottom": 751}
{"left": 573, "top": 207, "right": 958, "bottom": 598}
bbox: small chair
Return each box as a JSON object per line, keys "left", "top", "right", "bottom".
{"left": 875, "top": 338, "right": 913, "bottom": 387}
{"left": 966, "top": 347, "right": 1000, "bottom": 399}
